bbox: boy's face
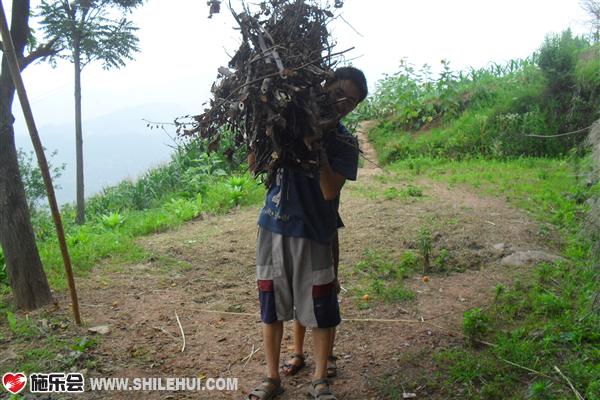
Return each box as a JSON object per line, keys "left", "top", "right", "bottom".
{"left": 326, "top": 79, "right": 361, "bottom": 120}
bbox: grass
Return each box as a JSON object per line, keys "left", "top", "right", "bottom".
{"left": 28, "top": 172, "right": 264, "bottom": 291}
{"left": 359, "top": 35, "right": 599, "bottom": 399}
{"left": 350, "top": 249, "right": 417, "bottom": 308}
{"left": 0, "top": 305, "right": 98, "bottom": 375}
{"left": 368, "top": 122, "right": 600, "bottom": 399}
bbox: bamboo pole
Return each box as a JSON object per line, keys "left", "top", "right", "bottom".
{"left": 0, "top": 1, "right": 81, "bottom": 324}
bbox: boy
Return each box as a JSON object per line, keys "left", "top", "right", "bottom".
{"left": 246, "top": 67, "right": 367, "bottom": 400}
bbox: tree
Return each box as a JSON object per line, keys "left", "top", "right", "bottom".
{"left": 0, "top": 0, "right": 59, "bottom": 310}
{"left": 580, "top": 0, "right": 600, "bottom": 42}
{"left": 39, "top": 0, "right": 142, "bottom": 224}
{"left": 18, "top": 148, "right": 65, "bottom": 212}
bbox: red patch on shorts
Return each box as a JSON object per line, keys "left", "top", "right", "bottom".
{"left": 312, "top": 282, "right": 334, "bottom": 298}
{"left": 257, "top": 279, "right": 274, "bottom": 292}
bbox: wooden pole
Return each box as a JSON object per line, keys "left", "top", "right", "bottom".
{"left": 0, "top": 0, "right": 81, "bottom": 324}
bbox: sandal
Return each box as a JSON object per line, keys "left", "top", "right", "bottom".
{"left": 308, "top": 378, "right": 337, "bottom": 400}
{"left": 245, "top": 377, "right": 284, "bottom": 400}
{"left": 326, "top": 355, "right": 337, "bottom": 378}
{"left": 281, "top": 353, "right": 306, "bottom": 376}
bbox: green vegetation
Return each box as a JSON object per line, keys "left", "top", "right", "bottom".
{"left": 1, "top": 305, "right": 98, "bottom": 374}
{"left": 357, "top": 28, "right": 599, "bottom": 399}
{"left": 2, "top": 135, "right": 265, "bottom": 375}
{"left": 363, "top": 30, "right": 598, "bottom": 163}
{"left": 352, "top": 249, "right": 417, "bottom": 307}
{"left": 5, "top": 137, "right": 264, "bottom": 292}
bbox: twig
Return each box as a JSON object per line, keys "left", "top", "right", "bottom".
{"left": 175, "top": 312, "right": 186, "bottom": 352}
{"left": 578, "top": 290, "right": 600, "bottom": 322}
{"left": 554, "top": 365, "right": 585, "bottom": 400}
{"left": 242, "top": 344, "right": 261, "bottom": 368}
{"left": 343, "top": 317, "right": 426, "bottom": 323}
{"left": 500, "top": 358, "right": 554, "bottom": 380}
{"left": 359, "top": 153, "right": 384, "bottom": 170}
{"left": 153, "top": 326, "right": 176, "bottom": 340}
{"left": 423, "top": 311, "right": 453, "bottom": 321}
{"left": 142, "top": 118, "right": 177, "bottom": 127}
{"left": 79, "top": 303, "right": 103, "bottom": 308}
{"left": 339, "top": 15, "right": 363, "bottom": 37}
{"left": 525, "top": 126, "right": 591, "bottom": 138}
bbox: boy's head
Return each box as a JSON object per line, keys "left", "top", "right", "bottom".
{"left": 325, "top": 66, "right": 368, "bottom": 119}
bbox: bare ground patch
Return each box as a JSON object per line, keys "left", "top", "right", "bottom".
{"left": 7, "top": 124, "right": 563, "bottom": 399}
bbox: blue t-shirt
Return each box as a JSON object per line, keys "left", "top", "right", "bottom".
{"left": 257, "top": 123, "right": 359, "bottom": 244}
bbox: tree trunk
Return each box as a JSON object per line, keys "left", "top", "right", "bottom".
{"left": 74, "top": 38, "right": 85, "bottom": 224}
{"left": 0, "top": 0, "right": 53, "bottom": 310}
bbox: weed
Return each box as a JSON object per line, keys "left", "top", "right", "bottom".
{"left": 405, "top": 185, "right": 423, "bottom": 197}
{"left": 418, "top": 227, "right": 433, "bottom": 274}
{"left": 5, "top": 311, "right": 39, "bottom": 338}
{"left": 527, "top": 380, "right": 554, "bottom": 399}
{"left": 434, "top": 248, "right": 450, "bottom": 271}
{"left": 352, "top": 249, "right": 415, "bottom": 304}
{"left": 462, "top": 308, "right": 490, "bottom": 344}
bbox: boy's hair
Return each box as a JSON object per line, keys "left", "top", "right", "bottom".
{"left": 330, "top": 66, "right": 368, "bottom": 102}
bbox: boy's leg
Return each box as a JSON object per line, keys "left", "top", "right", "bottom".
{"left": 246, "top": 321, "right": 283, "bottom": 400}
{"left": 290, "top": 236, "right": 340, "bottom": 396}
{"left": 313, "top": 327, "right": 333, "bottom": 380}
{"left": 293, "top": 320, "right": 307, "bottom": 355}
{"left": 249, "top": 228, "right": 293, "bottom": 398}
{"left": 263, "top": 321, "right": 284, "bottom": 380}
{"left": 281, "top": 321, "right": 306, "bottom": 375}
{"left": 329, "top": 327, "right": 336, "bottom": 356}
{"left": 330, "top": 230, "right": 339, "bottom": 358}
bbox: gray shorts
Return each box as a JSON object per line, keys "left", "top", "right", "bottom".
{"left": 256, "top": 227, "right": 340, "bottom": 328}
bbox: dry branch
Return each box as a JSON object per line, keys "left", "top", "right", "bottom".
{"left": 179, "top": 0, "right": 348, "bottom": 186}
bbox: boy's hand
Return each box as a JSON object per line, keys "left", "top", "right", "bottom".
{"left": 334, "top": 277, "right": 341, "bottom": 294}
{"left": 318, "top": 145, "right": 330, "bottom": 169}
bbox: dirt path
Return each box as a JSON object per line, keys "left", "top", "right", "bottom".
{"left": 64, "top": 123, "right": 559, "bottom": 399}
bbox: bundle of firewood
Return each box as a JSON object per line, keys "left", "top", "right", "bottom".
{"left": 177, "top": 0, "right": 347, "bottom": 185}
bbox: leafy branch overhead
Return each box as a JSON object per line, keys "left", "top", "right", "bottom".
{"left": 179, "top": 0, "right": 348, "bottom": 186}
{"left": 38, "top": 0, "right": 142, "bottom": 70}
{"left": 0, "top": 28, "right": 59, "bottom": 69}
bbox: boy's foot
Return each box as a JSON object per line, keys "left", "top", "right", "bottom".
{"left": 245, "top": 377, "right": 283, "bottom": 400}
{"left": 326, "top": 355, "right": 337, "bottom": 378}
{"left": 281, "top": 353, "right": 306, "bottom": 376}
{"left": 308, "top": 378, "right": 337, "bottom": 400}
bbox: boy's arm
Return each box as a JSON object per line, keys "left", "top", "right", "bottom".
{"left": 247, "top": 151, "right": 257, "bottom": 173}
{"left": 332, "top": 231, "right": 340, "bottom": 293}
{"left": 319, "top": 149, "right": 346, "bottom": 200}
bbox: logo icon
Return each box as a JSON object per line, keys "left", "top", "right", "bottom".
{"left": 3, "top": 372, "right": 27, "bottom": 394}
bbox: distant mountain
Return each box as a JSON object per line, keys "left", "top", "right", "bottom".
{"left": 15, "top": 103, "right": 191, "bottom": 206}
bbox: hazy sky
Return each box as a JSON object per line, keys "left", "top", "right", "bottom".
{"left": 14, "top": 0, "right": 591, "bottom": 132}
